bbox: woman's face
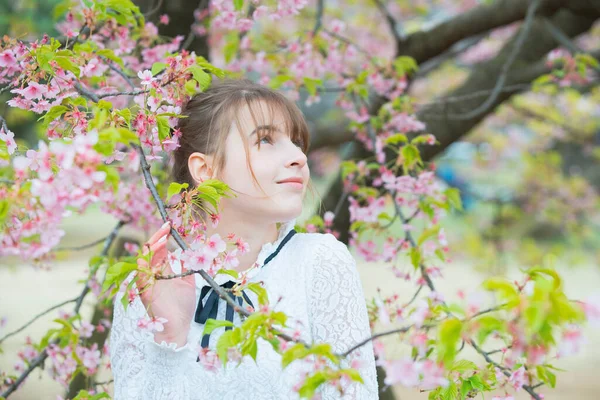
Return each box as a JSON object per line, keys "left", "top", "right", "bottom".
{"left": 216, "top": 101, "right": 310, "bottom": 223}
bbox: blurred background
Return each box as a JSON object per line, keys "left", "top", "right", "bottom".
{"left": 0, "top": 0, "right": 599, "bottom": 399}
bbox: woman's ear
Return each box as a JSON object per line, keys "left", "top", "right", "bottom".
{"left": 188, "top": 152, "right": 215, "bottom": 185}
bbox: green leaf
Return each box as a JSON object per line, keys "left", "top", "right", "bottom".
{"left": 298, "top": 370, "right": 333, "bottom": 398}
{"left": 340, "top": 160, "right": 358, "bottom": 180}
{"left": 384, "top": 133, "right": 408, "bottom": 145}
{"left": 72, "top": 390, "right": 111, "bottom": 399}
{"left": 39, "top": 105, "right": 68, "bottom": 127}
{"left": 445, "top": 188, "right": 463, "bottom": 212}
{"left": 203, "top": 318, "right": 235, "bottom": 335}
{"left": 282, "top": 343, "right": 309, "bottom": 368}
{"left": 450, "top": 359, "right": 477, "bottom": 373}
{"left": 116, "top": 108, "right": 132, "bottom": 124}
{"left": 195, "top": 56, "right": 227, "bottom": 78}
{"left": 303, "top": 77, "right": 322, "bottom": 96}
{"left": 97, "top": 48, "right": 125, "bottom": 68}
{"left": 233, "top": 0, "right": 244, "bottom": 11}
{"left": 474, "top": 315, "right": 505, "bottom": 345}
{"left": 156, "top": 116, "right": 171, "bottom": 140}
{"left": 410, "top": 247, "right": 421, "bottom": 270}
{"left": 269, "top": 74, "right": 294, "bottom": 90}
{"left": 96, "top": 164, "right": 119, "bottom": 191}
{"left": 223, "top": 32, "right": 240, "bottom": 64}
{"left": 401, "top": 144, "right": 421, "bottom": 170}
{"left": 341, "top": 368, "right": 364, "bottom": 384}
{"left": 417, "top": 225, "right": 440, "bottom": 246}
{"left": 188, "top": 65, "right": 212, "bottom": 91}
{"left": 117, "top": 127, "right": 139, "bottom": 145}
{"left": 102, "top": 262, "right": 137, "bottom": 292}
{"left": 97, "top": 100, "right": 113, "bottom": 110}
{"left": 167, "top": 182, "right": 189, "bottom": 201}
{"left": 393, "top": 56, "right": 418, "bottom": 76}
{"left": 216, "top": 330, "right": 238, "bottom": 366}
{"left": 215, "top": 268, "right": 239, "bottom": 280}
{"left": 575, "top": 53, "right": 599, "bottom": 69}
{"left": 482, "top": 278, "right": 519, "bottom": 307}
{"left": 151, "top": 62, "right": 167, "bottom": 76}
{"left": 55, "top": 55, "right": 80, "bottom": 75}
{"left": 440, "top": 381, "right": 458, "bottom": 400}
{"left": 246, "top": 283, "right": 269, "bottom": 306}
{"left": 411, "top": 134, "right": 436, "bottom": 146}
{"left": 460, "top": 380, "right": 473, "bottom": 399}
{"left": 438, "top": 318, "right": 462, "bottom": 367}
{"left": 527, "top": 267, "right": 562, "bottom": 291}
{"left": 0, "top": 199, "right": 10, "bottom": 225}
{"left": 185, "top": 79, "right": 198, "bottom": 95}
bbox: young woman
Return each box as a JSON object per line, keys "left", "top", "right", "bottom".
{"left": 109, "top": 79, "right": 379, "bottom": 399}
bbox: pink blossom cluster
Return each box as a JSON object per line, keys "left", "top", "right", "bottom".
{"left": 166, "top": 229, "right": 250, "bottom": 277}
{"left": 1, "top": 132, "right": 112, "bottom": 263}
{"left": 546, "top": 48, "right": 593, "bottom": 87}
{"left": 0, "top": 42, "right": 26, "bottom": 85}
{"left": 381, "top": 357, "right": 448, "bottom": 390}
{"left": 0, "top": 124, "right": 17, "bottom": 156}
{"left": 9, "top": 69, "right": 78, "bottom": 115}
{"left": 46, "top": 342, "right": 101, "bottom": 387}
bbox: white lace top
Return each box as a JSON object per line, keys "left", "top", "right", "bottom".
{"left": 109, "top": 219, "right": 379, "bottom": 399}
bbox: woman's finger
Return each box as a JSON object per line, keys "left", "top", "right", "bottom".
{"left": 146, "top": 221, "right": 172, "bottom": 247}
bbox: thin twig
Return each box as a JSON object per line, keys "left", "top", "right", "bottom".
{"left": 403, "top": 285, "right": 423, "bottom": 308}
{"left": 180, "top": 0, "right": 208, "bottom": 51}
{"left": 143, "top": 0, "right": 164, "bottom": 18}
{"left": 55, "top": 236, "right": 110, "bottom": 252}
{"left": 444, "top": 0, "right": 541, "bottom": 120}
{"left": 0, "top": 84, "right": 15, "bottom": 95}
{"left": 470, "top": 340, "right": 543, "bottom": 400}
{"left": 0, "top": 298, "right": 78, "bottom": 345}
{"left": 0, "top": 115, "right": 9, "bottom": 133}
{"left": 544, "top": 19, "right": 580, "bottom": 53}
{"left": 322, "top": 29, "right": 373, "bottom": 60}
{"left": 416, "top": 34, "right": 486, "bottom": 78}
{"left": 106, "top": 62, "right": 135, "bottom": 89}
{"left": 74, "top": 82, "right": 100, "bottom": 103}
{"left": 373, "top": 0, "right": 402, "bottom": 42}
{"left": 312, "top": 0, "right": 325, "bottom": 35}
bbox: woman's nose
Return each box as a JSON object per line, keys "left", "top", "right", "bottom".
{"left": 286, "top": 143, "right": 307, "bottom": 168}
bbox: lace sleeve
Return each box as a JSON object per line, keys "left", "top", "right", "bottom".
{"left": 307, "top": 234, "right": 379, "bottom": 399}
{"left": 109, "top": 282, "right": 200, "bottom": 400}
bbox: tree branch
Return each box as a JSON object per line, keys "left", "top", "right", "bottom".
{"left": 1, "top": 220, "right": 126, "bottom": 399}
{"left": 373, "top": 0, "right": 402, "bottom": 43}
{"left": 444, "top": 0, "right": 542, "bottom": 120}
{"left": 396, "top": 0, "right": 569, "bottom": 64}
{"left": 470, "top": 340, "right": 544, "bottom": 400}
{"left": 0, "top": 298, "right": 78, "bottom": 345}
{"left": 312, "top": 0, "right": 325, "bottom": 35}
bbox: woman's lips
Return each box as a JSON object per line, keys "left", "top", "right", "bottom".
{"left": 278, "top": 181, "right": 303, "bottom": 190}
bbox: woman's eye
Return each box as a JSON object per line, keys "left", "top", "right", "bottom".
{"left": 258, "top": 136, "right": 272, "bottom": 145}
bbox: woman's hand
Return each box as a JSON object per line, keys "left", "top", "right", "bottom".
{"left": 136, "top": 221, "right": 196, "bottom": 347}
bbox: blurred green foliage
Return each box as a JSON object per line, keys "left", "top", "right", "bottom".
{"left": 0, "top": 0, "right": 62, "bottom": 38}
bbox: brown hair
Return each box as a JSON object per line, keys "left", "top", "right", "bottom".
{"left": 171, "top": 78, "right": 317, "bottom": 218}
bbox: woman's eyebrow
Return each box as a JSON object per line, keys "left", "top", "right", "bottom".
{"left": 249, "top": 124, "right": 282, "bottom": 136}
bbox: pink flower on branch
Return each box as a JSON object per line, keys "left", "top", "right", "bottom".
{"left": 11, "top": 81, "right": 48, "bottom": 100}
{"left": 0, "top": 126, "right": 17, "bottom": 154}
{"left": 137, "top": 69, "right": 156, "bottom": 86}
